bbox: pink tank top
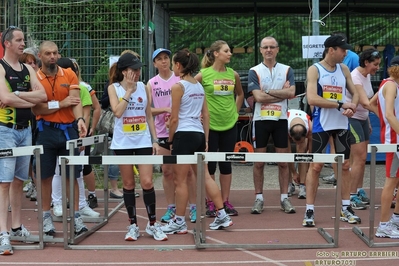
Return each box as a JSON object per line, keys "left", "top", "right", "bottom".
{"left": 149, "top": 73, "right": 180, "bottom": 138}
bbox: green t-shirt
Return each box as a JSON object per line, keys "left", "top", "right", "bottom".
{"left": 80, "top": 83, "right": 92, "bottom": 107}
{"left": 200, "top": 66, "right": 238, "bottom": 131}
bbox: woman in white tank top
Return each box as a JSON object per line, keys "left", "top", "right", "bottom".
{"left": 108, "top": 52, "right": 167, "bottom": 242}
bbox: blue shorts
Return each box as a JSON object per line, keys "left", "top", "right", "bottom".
{"left": 0, "top": 126, "right": 32, "bottom": 183}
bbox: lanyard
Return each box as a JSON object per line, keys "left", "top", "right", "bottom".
{"left": 45, "top": 73, "right": 58, "bottom": 99}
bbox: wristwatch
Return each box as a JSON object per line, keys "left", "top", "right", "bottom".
{"left": 265, "top": 89, "right": 270, "bottom": 94}
{"left": 337, "top": 101, "right": 343, "bottom": 111}
{"left": 14, "top": 91, "right": 20, "bottom": 97}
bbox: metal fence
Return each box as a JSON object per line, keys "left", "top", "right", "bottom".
{"left": 1, "top": 0, "right": 143, "bottom": 96}
{"left": 169, "top": 13, "right": 399, "bottom": 93}
{"left": 2, "top": 1, "right": 399, "bottom": 96}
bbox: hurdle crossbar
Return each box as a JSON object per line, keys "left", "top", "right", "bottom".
{"left": 353, "top": 144, "right": 399, "bottom": 247}
{"left": 5, "top": 145, "right": 45, "bottom": 250}
{"left": 194, "top": 152, "right": 344, "bottom": 250}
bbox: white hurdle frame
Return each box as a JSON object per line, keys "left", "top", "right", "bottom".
{"left": 60, "top": 151, "right": 343, "bottom": 250}
{"left": 353, "top": 144, "right": 399, "bottom": 247}
{"left": 194, "top": 152, "right": 344, "bottom": 249}
{"left": 5, "top": 145, "right": 45, "bottom": 250}
{"left": 58, "top": 134, "right": 116, "bottom": 249}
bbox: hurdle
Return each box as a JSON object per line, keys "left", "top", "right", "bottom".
{"left": 353, "top": 144, "right": 399, "bottom": 247}
{"left": 6, "top": 145, "right": 47, "bottom": 250}
{"left": 56, "top": 134, "right": 131, "bottom": 248}
{"left": 60, "top": 153, "right": 198, "bottom": 250}
{"left": 60, "top": 151, "right": 344, "bottom": 250}
{"left": 194, "top": 152, "right": 344, "bottom": 249}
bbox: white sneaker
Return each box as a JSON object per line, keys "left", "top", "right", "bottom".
{"left": 53, "top": 204, "right": 62, "bottom": 217}
{"left": 145, "top": 222, "right": 168, "bottom": 241}
{"left": 80, "top": 205, "right": 100, "bottom": 218}
{"left": 125, "top": 224, "right": 140, "bottom": 241}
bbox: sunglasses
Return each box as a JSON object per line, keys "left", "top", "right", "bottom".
{"left": 368, "top": 50, "right": 380, "bottom": 60}
{"left": 1, "top": 26, "right": 19, "bottom": 46}
{"left": 261, "top": 46, "right": 278, "bottom": 50}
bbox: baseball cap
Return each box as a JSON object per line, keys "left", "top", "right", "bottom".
{"left": 57, "top": 57, "right": 77, "bottom": 73}
{"left": 152, "top": 48, "right": 171, "bottom": 61}
{"left": 117, "top": 53, "right": 143, "bottom": 70}
{"left": 324, "top": 35, "right": 352, "bottom": 50}
{"left": 390, "top": 56, "right": 399, "bottom": 67}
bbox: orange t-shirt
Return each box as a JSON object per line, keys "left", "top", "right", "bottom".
{"left": 36, "top": 67, "right": 80, "bottom": 123}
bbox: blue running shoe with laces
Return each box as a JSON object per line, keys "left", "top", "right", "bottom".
{"left": 357, "top": 189, "right": 370, "bottom": 205}
{"left": 161, "top": 206, "right": 175, "bottom": 223}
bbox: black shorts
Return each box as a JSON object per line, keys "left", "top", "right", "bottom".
{"left": 252, "top": 119, "right": 288, "bottom": 149}
{"left": 312, "top": 129, "right": 351, "bottom": 159}
{"left": 171, "top": 131, "right": 206, "bottom": 155}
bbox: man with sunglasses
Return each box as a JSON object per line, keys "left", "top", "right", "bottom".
{"left": 247, "top": 36, "right": 296, "bottom": 215}
{"left": 0, "top": 26, "right": 47, "bottom": 255}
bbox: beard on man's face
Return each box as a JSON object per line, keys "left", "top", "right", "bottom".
{"left": 48, "top": 63, "right": 57, "bottom": 72}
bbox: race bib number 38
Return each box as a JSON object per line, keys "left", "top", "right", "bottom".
{"left": 213, "top": 79, "right": 234, "bottom": 96}
{"left": 122, "top": 116, "right": 147, "bottom": 134}
{"left": 322, "top": 85, "right": 343, "bottom": 101}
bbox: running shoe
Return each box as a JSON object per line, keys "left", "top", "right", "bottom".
{"left": 43, "top": 214, "right": 56, "bottom": 236}
{"left": 74, "top": 215, "right": 88, "bottom": 236}
{"left": 206, "top": 200, "right": 216, "bottom": 217}
{"left": 189, "top": 206, "right": 197, "bottom": 223}
{"left": 9, "top": 224, "right": 31, "bottom": 238}
{"left": 209, "top": 215, "right": 233, "bottom": 230}
{"left": 251, "top": 199, "right": 264, "bottom": 214}
{"left": 298, "top": 185, "right": 306, "bottom": 199}
{"left": 125, "top": 224, "right": 140, "bottom": 241}
{"left": 53, "top": 204, "right": 62, "bottom": 217}
{"left": 145, "top": 222, "right": 168, "bottom": 241}
{"left": 340, "top": 206, "right": 361, "bottom": 224}
{"left": 224, "top": 200, "right": 238, "bottom": 216}
{"left": 160, "top": 219, "right": 188, "bottom": 235}
{"left": 161, "top": 206, "right": 175, "bottom": 223}
{"left": 281, "top": 198, "right": 296, "bottom": 213}
{"left": 375, "top": 222, "right": 399, "bottom": 238}
{"left": 80, "top": 205, "right": 100, "bottom": 218}
{"left": 0, "top": 233, "right": 12, "bottom": 255}
{"left": 302, "top": 209, "right": 315, "bottom": 227}
{"left": 350, "top": 195, "right": 367, "bottom": 210}
{"left": 288, "top": 182, "right": 296, "bottom": 197}
{"left": 357, "top": 188, "right": 370, "bottom": 205}
{"left": 87, "top": 194, "right": 98, "bottom": 209}
{"left": 322, "top": 173, "right": 336, "bottom": 184}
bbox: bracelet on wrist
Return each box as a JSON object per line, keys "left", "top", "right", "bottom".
{"left": 122, "top": 98, "right": 129, "bottom": 103}
{"left": 76, "top": 117, "right": 85, "bottom": 124}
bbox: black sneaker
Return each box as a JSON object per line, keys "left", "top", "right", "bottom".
{"left": 87, "top": 194, "right": 98, "bottom": 209}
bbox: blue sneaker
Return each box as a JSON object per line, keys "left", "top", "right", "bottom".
{"left": 357, "top": 189, "right": 370, "bottom": 205}
{"left": 350, "top": 195, "right": 367, "bottom": 210}
{"left": 161, "top": 206, "right": 175, "bottom": 223}
{"left": 189, "top": 207, "right": 196, "bottom": 223}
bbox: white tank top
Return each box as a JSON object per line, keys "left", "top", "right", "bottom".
{"left": 250, "top": 62, "right": 290, "bottom": 121}
{"left": 176, "top": 80, "right": 205, "bottom": 133}
{"left": 349, "top": 68, "right": 374, "bottom": 120}
{"left": 110, "top": 82, "right": 152, "bottom": 149}
{"left": 377, "top": 79, "right": 399, "bottom": 145}
{"left": 149, "top": 73, "right": 180, "bottom": 138}
{"left": 312, "top": 63, "right": 349, "bottom": 133}
{"left": 287, "top": 109, "right": 310, "bottom": 132}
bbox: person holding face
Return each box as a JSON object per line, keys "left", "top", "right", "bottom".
{"left": 108, "top": 53, "right": 167, "bottom": 241}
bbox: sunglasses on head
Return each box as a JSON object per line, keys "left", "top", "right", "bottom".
{"left": 1, "top": 26, "right": 19, "bottom": 46}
